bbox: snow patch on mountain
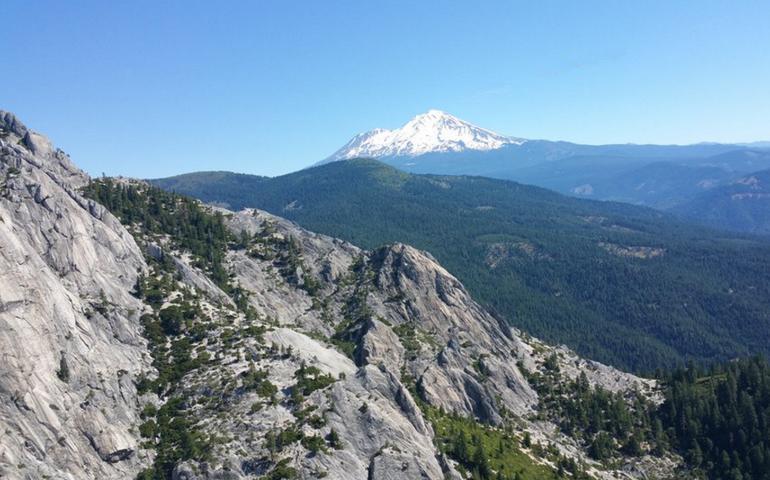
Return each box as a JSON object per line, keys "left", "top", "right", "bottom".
{"left": 325, "top": 110, "right": 524, "bottom": 161}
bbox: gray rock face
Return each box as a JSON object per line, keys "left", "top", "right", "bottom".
{"left": 0, "top": 111, "right": 670, "bottom": 479}
{"left": 0, "top": 112, "right": 151, "bottom": 479}
{"left": 365, "top": 243, "right": 539, "bottom": 422}
{"left": 202, "top": 209, "right": 663, "bottom": 479}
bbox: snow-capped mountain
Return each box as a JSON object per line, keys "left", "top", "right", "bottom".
{"left": 324, "top": 110, "right": 524, "bottom": 162}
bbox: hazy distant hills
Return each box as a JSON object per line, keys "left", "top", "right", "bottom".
{"left": 509, "top": 150, "right": 770, "bottom": 210}
{"left": 672, "top": 168, "right": 770, "bottom": 235}
{"left": 152, "top": 159, "right": 770, "bottom": 373}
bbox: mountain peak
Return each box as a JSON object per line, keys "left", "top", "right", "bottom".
{"left": 324, "top": 110, "right": 524, "bottom": 162}
{"left": 413, "top": 109, "right": 452, "bottom": 120}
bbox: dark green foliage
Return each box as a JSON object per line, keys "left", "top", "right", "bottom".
{"left": 301, "top": 272, "right": 322, "bottom": 296}
{"left": 543, "top": 353, "right": 559, "bottom": 372}
{"left": 526, "top": 368, "right": 656, "bottom": 460}
{"left": 538, "top": 355, "right": 770, "bottom": 477}
{"left": 392, "top": 323, "right": 421, "bottom": 358}
{"left": 266, "top": 458, "right": 298, "bottom": 480}
{"left": 622, "top": 433, "right": 643, "bottom": 456}
{"left": 141, "top": 403, "right": 158, "bottom": 419}
{"left": 292, "top": 363, "right": 335, "bottom": 397}
{"left": 428, "top": 407, "right": 582, "bottom": 480}
{"left": 56, "top": 353, "right": 70, "bottom": 382}
{"left": 139, "top": 419, "right": 157, "bottom": 439}
{"left": 82, "top": 178, "right": 235, "bottom": 294}
{"left": 247, "top": 230, "right": 321, "bottom": 296}
{"left": 94, "top": 289, "right": 111, "bottom": 316}
{"left": 300, "top": 434, "right": 326, "bottom": 454}
{"left": 240, "top": 363, "right": 277, "bottom": 401}
{"left": 656, "top": 356, "right": 770, "bottom": 480}
{"left": 137, "top": 311, "right": 208, "bottom": 395}
{"left": 137, "top": 397, "right": 211, "bottom": 479}
{"left": 588, "top": 432, "right": 614, "bottom": 461}
{"left": 125, "top": 249, "right": 213, "bottom": 480}
{"left": 326, "top": 428, "right": 342, "bottom": 450}
{"left": 84, "top": 178, "right": 333, "bottom": 477}
{"left": 151, "top": 159, "right": 770, "bottom": 372}
{"left": 307, "top": 415, "right": 326, "bottom": 429}
{"left": 134, "top": 307, "right": 211, "bottom": 480}
{"left": 327, "top": 258, "right": 373, "bottom": 362}
{"left": 265, "top": 427, "right": 303, "bottom": 454}
{"left": 291, "top": 405, "right": 315, "bottom": 422}
{"left": 159, "top": 306, "right": 185, "bottom": 336}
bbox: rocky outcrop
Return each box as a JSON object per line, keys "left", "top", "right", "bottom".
{"left": 365, "top": 243, "right": 539, "bottom": 422}
{"left": 0, "top": 112, "right": 151, "bottom": 479}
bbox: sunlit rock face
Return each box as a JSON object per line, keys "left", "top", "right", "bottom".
{"left": 0, "top": 111, "right": 151, "bottom": 479}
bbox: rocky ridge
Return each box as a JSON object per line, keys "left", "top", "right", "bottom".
{"left": 0, "top": 111, "right": 676, "bottom": 479}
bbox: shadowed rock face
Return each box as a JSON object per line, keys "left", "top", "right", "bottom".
{"left": 0, "top": 112, "right": 151, "bottom": 479}
{"left": 364, "top": 243, "right": 539, "bottom": 422}
{"left": 0, "top": 111, "right": 667, "bottom": 480}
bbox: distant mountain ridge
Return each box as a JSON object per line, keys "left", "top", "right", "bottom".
{"left": 321, "top": 111, "right": 770, "bottom": 220}
{"left": 673, "top": 168, "right": 770, "bottom": 234}
{"left": 322, "top": 110, "right": 757, "bottom": 170}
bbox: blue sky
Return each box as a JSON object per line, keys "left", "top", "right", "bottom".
{"left": 2, "top": 0, "right": 769, "bottom": 177}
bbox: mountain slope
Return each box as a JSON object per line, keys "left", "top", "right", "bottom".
{"left": 5, "top": 110, "right": 687, "bottom": 479}
{"left": 152, "top": 160, "right": 770, "bottom": 373}
{"left": 672, "top": 168, "right": 770, "bottom": 234}
{"left": 14, "top": 110, "right": 770, "bottom": 480}
{"left": 0, "top": 112, "right": 151, "bottom": 478}
{"left": 90, "top": 178, "right": 676, "bottom": 480}
{"left": 324, "top": 110, "right": 742, "bottom": 169}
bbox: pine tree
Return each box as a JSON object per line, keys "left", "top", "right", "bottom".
{"left": 471, "top": 441, "right": 491, "bottom": 479}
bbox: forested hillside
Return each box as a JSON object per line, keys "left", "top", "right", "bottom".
{"left": 657, "top": 356, "right": 770, "bottom": 480}
{"left": 152, "top": 160, "right": 770, "bottom": 373}
{"left": 672, "top": 168, "right": 770, "bottom": 235}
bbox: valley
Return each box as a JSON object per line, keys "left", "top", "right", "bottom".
{"left": 153, "top": 159, "right": 770, "bottom": 373}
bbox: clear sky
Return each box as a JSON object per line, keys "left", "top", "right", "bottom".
{"left": 2, "top": 0, "right": 769, "bottom": 178}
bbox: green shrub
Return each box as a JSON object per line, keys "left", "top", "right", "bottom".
{"left": 56, "top": 354, "right": 70, "bottom": 382}
{"left": 293, "top": 363, "right": 335, "bottom": 396}
{"left": 267, "top": 458, "right": 297, "bottom": 480}
{"left": 139, "top": 420, "right": 157, "bottom": 439}
{"left": 301, "top": 434, "right": 326, "bottom": 454}
{"left": 159, "top": 306, "right": 184, "bottom": 336}
{"left": 327, "top": 429, "right": 342, "bottom": 450}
